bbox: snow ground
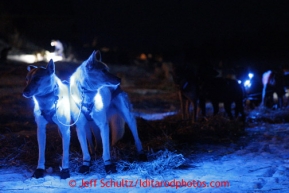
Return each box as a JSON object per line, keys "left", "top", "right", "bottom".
{"left": 1, "top": 115, "right": 289, "bottom": 193}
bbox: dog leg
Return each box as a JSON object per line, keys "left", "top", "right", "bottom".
{"left": 57, "top": 124, "right": 70, "bottom": 179}
{"left": 192, "top": 99, "right": 198, "bottom": 123}
{"left": 87, "top": 121, "right": 102, "bottom": 156}
{"left": 33, "top": 117, "right": 47, "bottom": 178}
{"left": 109, "top": 114, "right": 125, "bottom": 146}
{"left": 199, "top": 97, "right": 206, "bottom": 118}
{"left": 93, "top": 114, "right": 116, "bottom": 173}
{"left": 179, "top": 91, "right": 186, "bottom": 119}
{"left": 236, "top": 101, "right": 246, "bottom": 123}
{"left": 113, "top": 93, "right": 147, "bottom": 161}
{"left": 75, "top": 116, "right": 91, "bottom": 174}
{"left": 212, "top": 101, "right": 219, "bottom": 116}
{"left": 86, "top": 124, "right": 95, "bottom": 155}
{"left": 185, "top": 99, "right": 190, "bottom": 120}
{"left": 224, "top": 102, "right": 233, "bottom": 120}
{"left": 90, "top": 121, "right": 102, "bottom": 151}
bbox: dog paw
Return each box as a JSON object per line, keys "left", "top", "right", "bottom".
{"left": 32, "top": 168, "right": 45, "bottom": 179}
{"left": 105, "top": 163, "right": 117, "bottom": 174}
{"left": 60, "top": 168, "right": 70, "bottom": 179}
{"left": 78, "top": 165, "right": 90, "bottom": 174}
{"left": 138, "top": 152, "right": 148, "bottom": 162}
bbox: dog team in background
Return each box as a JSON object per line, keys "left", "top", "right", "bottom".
{"left": 171, "top": 63, "right": 246, "bottom": 123}
{"left": 171, "top": 61, "right": 289, "bottom": 123}
{"left": 23, "top": 50, "right": 287, "bottom": 179}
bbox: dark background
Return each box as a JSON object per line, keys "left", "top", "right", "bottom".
{"left": 1, "top": 0, "right": 289, "bottom": 64}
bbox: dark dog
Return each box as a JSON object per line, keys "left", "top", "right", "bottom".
{"left": 172, "top": 64, "right": 245, "bottom": 122}
{"left": 171, "top": 65, "right": 199, "bottom": 122}
{"left": 199, "top": 77, "right": 245, "bottom": 122}
{"left": 171, "top": 64, "right": 223, "bottom": 122}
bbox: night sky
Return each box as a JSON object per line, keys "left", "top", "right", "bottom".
{"left": 1, "top": 0, "right": 289, "bottom": 62}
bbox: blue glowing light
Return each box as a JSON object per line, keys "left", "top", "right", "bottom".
{"left": 248, "top": 73, "right": 254, "bottom": 79}
{"left": 244, "top": 80, "right": 251, "bottom": 88}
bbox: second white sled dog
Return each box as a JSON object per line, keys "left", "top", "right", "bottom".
{"left": 70, "top": 51, "right": 146, "bottom": 173}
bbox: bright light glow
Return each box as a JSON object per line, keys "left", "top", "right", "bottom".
{"left": 273, "top": 92, "right": 278, "bottom": 101}
{"left": 45, "top": 51, "right": 63, "bottom": 62}
{"left": 32, "top": 96, "right": 40, "bottom": 111}
{"left": 244, "top": 80, "right": 251, "bottom": 88}
{"left": 262, "top": 70, "right": 272, "bottom": 85}
{"left": 55, "top": 78, "right": 70, "bottom": 123}
{"left": 8, "top": 54, "right": 37, "bottom": 64}
{"left": 238, "top": 80, "right": 242, "bottom": 84}
{"left": 7, "top": 51, "right": 63, "bottom": 64}
{"left": 70, "top": 75, "right": 83, "bottom": 105}
{"left": 248, "top": 73, "right": 254, "bottom": 79}
{"left": 94, "top": 91, "right": 104, "bottom": 111}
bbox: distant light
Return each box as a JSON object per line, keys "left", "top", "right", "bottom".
{"left": 100, "top": 47, "right": 110, "bottom": 52}
{"left": 7, "top": 54, "right": 37, "bottom": 63}
{"left": 248, "top": 73, "right": 254, "bottom": 79}
{"left": 45, "top": 51, "right": 63, "bottom": 62}
{"left": 238, "top": 80, "right": 242, "bottom": 84}
{"left": 244, "top": 80, "right": 251, "bottom": 88}
{"left": 7, "top": 51, "right": 63, "bottom": 64}
{"left": 139, "top": 53, "right": 147, "bottom": 60}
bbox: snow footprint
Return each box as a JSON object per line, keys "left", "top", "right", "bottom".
{"left": 262, "top": 167, "right": 276, "bottom": 177}
{"left": 253, "top": 167, "right": 278, "bottom": 190}
{"left": 253, "top": 178, "right": 266, "bottom": 189}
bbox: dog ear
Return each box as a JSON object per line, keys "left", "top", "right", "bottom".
{"left": 27, "top": 65, "right": 37, "bottom": 71}
{"left": 86, "top": 50, "right": 104, "bottom": 70}
{"left": 95, "top": 50, "right": 102, "bottom": 62}
{"left": 86, "top": 51, "right": 95, "bottom": 70}
{"left": 46, "top": 59, "right": 55, "bottom": 74}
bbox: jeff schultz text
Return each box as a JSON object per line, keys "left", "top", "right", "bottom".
{"left": 69, "top": 179, "right": 230, "bottom": 189}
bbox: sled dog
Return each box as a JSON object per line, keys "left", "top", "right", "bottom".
{"left": 22, "top": 60, "right": 71, "bottom": 179}
{"left": 171, "top": 65, "right": 199, "bottom": 122}
{"left": 70, "top": 50, "right": 146, "bottom": 174}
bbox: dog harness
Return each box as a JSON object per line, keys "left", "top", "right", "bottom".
{"left": 81, "top": 86, "right": 122, "bottom": 121}
{"left": 39, "top": 84, "right": 59, "bottom": 123}
{"left": 41, "top": 108, "right": 57, "bottom": 123}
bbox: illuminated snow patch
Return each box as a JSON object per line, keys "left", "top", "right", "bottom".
{"left": 134, "top": 111, "right": 177, "bottom": 120}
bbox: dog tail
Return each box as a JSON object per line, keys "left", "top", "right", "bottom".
{"left": 110, "top": 113, "right": 125, "bottom": 146}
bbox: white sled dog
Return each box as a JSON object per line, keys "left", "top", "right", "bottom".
{"left": 23, "top": 60, "right": 71, "bottom": 179}
{"left": 70, "top": 50, "right": 146, "bottom": 174}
